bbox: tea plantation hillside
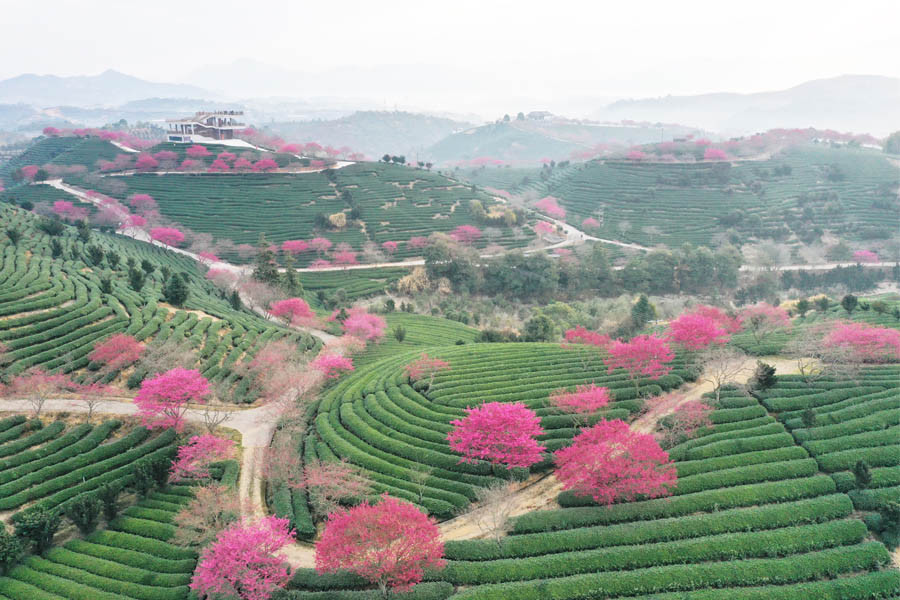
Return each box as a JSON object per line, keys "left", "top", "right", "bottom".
{"left": 0, "top": 413, "right": 239, "bottom": 600}
{"left": 102, "top": 162, "right": 527, "bottom": 264}
{"left": 0, "top": 203, "right": 318, "bottom": 402}
{"left": 308, "top": 343, "right": 694, "bottom": 520}
{"left": 284, "top": 370, "right": 900, "bottom": 599}
{"left": 541, "top": 145, "right": 899, "bottom": 248}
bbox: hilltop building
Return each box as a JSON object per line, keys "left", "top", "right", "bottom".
{"left": 166, "top": 111, "right": 245, "bottom": 143}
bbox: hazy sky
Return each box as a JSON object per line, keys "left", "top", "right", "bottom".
{"left": 2, "top": 0, "right": 898, "bottom": 97}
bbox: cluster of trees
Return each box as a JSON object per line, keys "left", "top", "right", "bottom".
{"left": 424, "top": 241, "right": 742, "bottom": 301}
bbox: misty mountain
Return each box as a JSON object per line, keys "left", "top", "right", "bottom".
{"left": 0, "top": 70, "right": 214, "bottom": 107}
{"left": 266, "top": 111, "right": 473, "bottom": 160}
{"left": 596, "top": 75, "right": 900, "bottom": 137}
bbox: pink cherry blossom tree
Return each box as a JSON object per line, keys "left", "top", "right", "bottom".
{"left": 693, "top": 305, "right": 743, "bottom": 334}
{"left": 667, "top": 312, "right": 730, "bottom": 351}
{"left": 534, "top": 221, "right": 556, "bottom": 238}
{"left": 135, "top": 154, "right": 159, "bottom": 170}
{"left": 128, "top": 193, "right": 157, "bottom": 214}
{"left": 626, "top": 150, "right": 646, "bottom": 161}
{"left": 408, "top": 236, "right": 428, "bottom": 250}
{"left": 269, "top": 297, "right": 315, "bottom": 326}
{"left": 253, "top": 158, "right": 279, "bottom": 172}
{"left": 186, "top": 144, "right": 211, "bottom": 158}
{"left": 123, "top": 214, "right": 147, "bottom": 229}
{"left": 281, "top": 239, "right": 309, "bottom": 255}
{"left": 154, "top": 150, "right": 178, "bottom": 162}
{"left": 190, "top": 516, "right": 295, "bottom": 600}
{"left": 853, "top": 250, "right": 879, "bottom": 263}
{"left": 549, "top": 384, "right": 611, "bottom": 425}
{"left": 52, "top": 200, "right": 88, "bottom": 222}
{"left": 18, "top": 165, "right": 39, "bottom": 180}
{"left": 217, "top": 151, "right": 237, "bottom": 162}
{"left": 89, "top": 334, "right": 144, "bottom": 373}
{"left": 404, "top": 353, "right": 450, "bottom": 391}
{"left": 703, "top": 148, "right": 728, "bottom": 161}
{"left": 658, "top": 399, "right": 713, "bottom": 449}
{"left": 134, "top": 368, "right": 210, "bottom": 431}
{"left": 342, "top": 311, "right": 386, "bottom": 342}
{"left": 604, "top": 334, "right": 674, "bottom": 397}
{"left": 554, "top": 419, "right": 676, "bottom": 504}
{"left": 739, "top": 303, "right": 792, "bottom": 343}
{"left": 311, "top": 354, "right": 355, "bottom": 379}
{"left": 381, "top": 241, "right": 398, "bottom": 256}
{"left": 4, "top": 368, "right": 78, "bottom": 417}
{"left": 303, "top": 459, "right": 373, "bottom": 518}
{"left": 150, "top": 227, "right": 185, "bottom": 247}
{"left": 823, "top": 321, "right": 900, "bottom": 363}
{"left": 171, "top": 434, "right": 235, "bottom": 481}
{"left": 534, "top": 196, "right": 566, "bottom": 220}
{"left": 208, "top": 158, "right": 231, "bottom": 172}
{"left": 316, "top": 494, "right": 444, "bottom": 596}
{"left": 310, "top": 237, "right": 333, "bottom": 255}
{"left": 233, "top": 157, "right": 253, "bottom": 170}
{"left": 333, "top": 249, "right": 359, "bottom": 265}
{"left": 447, "top": 402, "right": 546, "bottom": 469}
{"left": 582, "top": 217, "right": 601, "bottom": 229}
{"left": 178, "top": 159, "right": 201, "bottom": 171}
{"left": 562, "top": 326, "right": 611, "bottom": 371}
{"left": 450, "top": 225, "right": 482, "bottom": 244}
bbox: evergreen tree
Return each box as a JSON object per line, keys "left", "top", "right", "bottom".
{"left": 163, "top": 273, "right": 189, "bottom": 306}
{"left": 749, "top": 361, "right": 777, "bottom": 391}
{"left": 229, "top": 290, "right": 242, "bottom": 310}
{"left": 0, "top": 526, "right": 22, "bottom": 575}
{"left": 76, "top": 220, "right": 90, "bottom": 243}
{"left": 100, "top": 276, "right": 113, "bottom": 295}
{"left": 64, "top": 493, "right": 102, "bottom": 534}
{"left": 13, "top": 509, "right": 61, "bottom": 554}
{"left": 281, "top": 254, "right": 303, "bottom": 295}
{"left": 128, "top": 267, "right": 145, "bottom": 292}
{"left": 97, "top": 483, "right": 122, "bottom": 520}
{"left": 841, "top": 294, "right": 858, "bottom": 315}
{"left": 253, "top": 234, "right": 280, "bottom": 285}
{"left": 795, "top": 298, "right": 811, "bottom": 317}
{"left": 631, "top": 295, "right": 656, "bottom": 329}
{"left": 854, "top": 460, "right": 872, "bottom": 489}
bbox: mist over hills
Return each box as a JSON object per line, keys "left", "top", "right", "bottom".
{"left": 597, "top": 75, "right": 900, "bottom": 137}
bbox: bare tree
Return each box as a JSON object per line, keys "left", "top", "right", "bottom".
{"left": 409, "top": 462, "right": 433, "bottom": 504}
{"left": 698, "top": 345, "right": 748, "bottom": 403}
{"left": 785, "top": 325, "right": 860, "bottom": 385}
{"left": 138, "top": 338, "right": 198, "bottom": 378}
{"left": 201, "top": 404, "right": 233, "bottom": 434}
{"left": 472, "top": 482, "right": 518, "bottom": 549}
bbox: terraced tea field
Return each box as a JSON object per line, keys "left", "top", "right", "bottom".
{"left": 288, "top": 363, "right": 900, "bottom": 599}
{"left": 523, "top": 145, "right": 899, "bottom": 248}
{"left": 309, "top": 343, "right": 695, "bottom": 519}
{"left": 0, "top": 414, "right": 240, "bottom": 600}
{"left": 0, "top": 203, "right": 317, "bottom": 401}
{"left": 101, "top": 162, "right": 528, "bottom": 265}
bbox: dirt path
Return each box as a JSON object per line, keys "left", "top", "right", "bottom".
{"left": 438, "top": 356, "right": 803, "bottom": 541}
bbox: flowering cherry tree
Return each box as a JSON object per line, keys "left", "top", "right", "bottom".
{"left": 824, "top": 322, "right": 900, "bottom": 363}
{"left": 269, "top": 298, "right": 315, "bottom": 325}
{"left": 449, "top": 225, "right": 482, "bottom": 244}
{"left": 658, "top": 399, "right": 713, "bottom": 448}
{"left": 171, "top": 434, "right": 235, "bottom": 481}
{"left": 281, "top": 239, "right": 309, "bottom": 255}
{"left": 233, "top": 157, "right": 253, "bottom": 170}
{"left": 404, "top": 353, "right": 450, "bottom": 391}
{"left": 703, "top": 148, "right": 728, "bottom": 161}
{"left": 605, "top": 334, "right": 674, "bottom": 396}
{"left": 408, "top": 236, "right": 428, "bottom": 249}
{"left": 562, "top": 326, "right": 611, "bottom": 370}
{"left": 554, "top": 419, "right": 676, "bottom": 504}
{"left": 150, "top": 227, "right": 185, "bottom": 247}
{"left": 739, "top": 303, "right": 791, "bottom": 343}
{"left": 311, "top": 354, "right": 354, "bottom": 379}
{"left": 18, "top": 165, "right": 39, "bottom": 180}
{"left": 342, "top": 311, "right": 386, "bottom": 342}
{"left": 217, "top": 151, "right": 237, "bottom": 162}
{"left": 582, "top": 217, "right": 601, "bottom": 229}
{"left": 4, "top": 368, "right": 78, "bottom": 417}
{"left": 333, "top": 249, "right": 358, "bottom": 265}
{"left": 303, "top": 459, "right": 373, "bottom": 518}
{"left": 534, "top": 221, "right": 556, "bottom": 237}
{"left": 134, "top": 368, "right": 210, "bottom": 431}
{"left": 253, "top": 158, "right": 279, "bottom": 172}
{"left": 316, "top": 494, "right": 444, "bottom": 595}
{"left": 154, "top": 150, "right": 178, "bottom": 162}
{"left": 667, "top": 312, "right": 730, "bottom": 351}
{"left": 89, "top": 334, "right": 144, "bottom": 373}
{"left": 52, "top": 200, "right": 88, "bottom": 222}
{"left": 135, "top": 154, "right": 159, "bottom": 170}
{"left": 190, "top": 516, "right": 295, "bottom": 600}
{"left": 534, "top": 196, "right": 566, "bottom": 220}
{"left": 128, "top": 193, "right": 157, "bottom": 213}
{"left": 693, "top": 305, "right": 743, "bottom": 334}
{"left": 310, "top": 237, "right": 333, "bottom": 254}
{"left": 626, "top": 150, "right": 646, "bottom": 161}
{"left": 853, "top": 250, "right": 879, "bottom": 263}
{"left": 381, "top": 241, "right": 398, "bottom": 256}
{"left": 549, "top": 384, "right": 611, "bottom": 424}
{"left": 447, "top": 402, "right": 545, "bottom": 468}
{"left": 208, "top": 158, "right": 231, "bottom": 172}
{"left": 186, "top": 145, "right": 211, "bottom": 158}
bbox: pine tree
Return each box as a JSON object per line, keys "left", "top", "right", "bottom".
{"left": 631, "top": 295, "right": 656, "bottom": 329}
{"left": 229, "top": 290, "right": 242, "bottom": 310}
{"left": 163, "top": 273, "right": 189, "bottom": 306}
{"left": 281, "top": 254, "right": 303, "bottom": 295}
{"left": 253, "top": 234, "right": 280, "bottom": 285}
{"left": 854, "top": 460, "right": 872, "bottom": 489}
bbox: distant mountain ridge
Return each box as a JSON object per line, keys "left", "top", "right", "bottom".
{"left": 0, "top": 69, "right": 214, "bottom": 107}
{"left": 596, "top": 75, "right": 900, "bottom": 137}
